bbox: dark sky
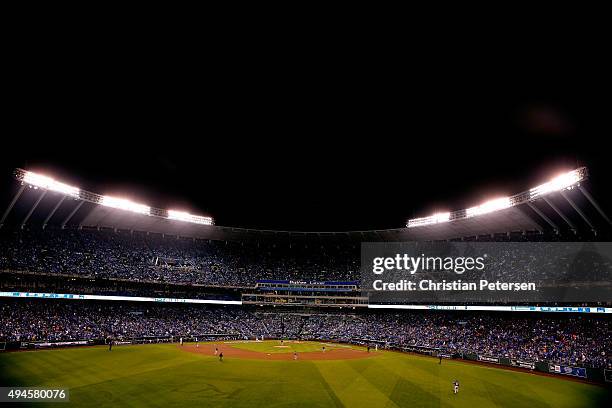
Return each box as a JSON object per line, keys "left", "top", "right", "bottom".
{"left": 2, "top": 59, "right": 610, "bottom": 231}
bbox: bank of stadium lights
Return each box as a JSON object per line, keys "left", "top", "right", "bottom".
{"left": 168, "top": 210, "right": 214, "bottom": 225}
{"left": 529, "top": 169, "right": 582, "bottom": 198}
{"left": 100, "top": 196, "right": 151, "bottom": 215}
{"left": 22, "top": 171, "right": 80, "bottom": 198}
{"left": 406, "top": 212, "right": 450, "bottom": 227}
{"left": 407, "top": 168, "right": 587, "bottom": 228}
{"left": 466, "top": 197, "right": 511, "bottom": 217}
{"left": 16, "top": 169, "right": 214, "bottom": 226}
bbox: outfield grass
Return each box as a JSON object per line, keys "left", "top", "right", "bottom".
{"left": 0, "top": 342, "right": 608, "bottom": 407}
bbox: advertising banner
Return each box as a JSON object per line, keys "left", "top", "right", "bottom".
{"left": 511, "top": 359, "right": 535, "bottom": 370}
{"left": 549, "top": 364, "right": 588, "bottom": 378}
{"left": 478, "top": 355, "right": 501, "bottom": 364}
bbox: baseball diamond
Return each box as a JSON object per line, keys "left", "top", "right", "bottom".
{"left": 0, "top": 342, "right": 608, "bottom": 407}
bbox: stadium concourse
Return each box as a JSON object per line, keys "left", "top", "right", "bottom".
{"left": 0, "top": 167, "right": 611, "bottom": 385}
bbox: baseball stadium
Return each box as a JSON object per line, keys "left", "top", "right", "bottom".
{"left": 0, "top": 163, "right": 610, "bottom": 408}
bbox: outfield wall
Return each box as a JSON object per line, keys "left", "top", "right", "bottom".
{"left": 384, "top": 343, "right": 610, "bottom": 384}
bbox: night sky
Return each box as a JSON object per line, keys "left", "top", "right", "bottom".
{"left": 2, "top": 65, "right": 610, "bottom": 231}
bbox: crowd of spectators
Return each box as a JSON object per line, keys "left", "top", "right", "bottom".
{"left": 0, "top": 228, "right": 360, "bottom": 286}
{"left": 319, "top": 311, "right": 610, "bottom": 369}
{"left": 1, "top": 300, "right": 609, "bottom": 369}
{"left": 2, "top": 229, "right": 609, "bottom": 289}
{"left": 0, "top": 300, "right": 259, "bottom": 341}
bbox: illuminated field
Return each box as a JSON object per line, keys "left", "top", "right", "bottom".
{"left": 229, "top": 340, "right": 355, "bottom": 354}
{"left": 0, "top": 342, "right": 608, "bottom": 407}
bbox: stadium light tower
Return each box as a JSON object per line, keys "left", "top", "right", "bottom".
{"left": 529, "top": 170, "right": 583, "bottom": 198}
{"left": 11, "top": 169, "right": 214, "bottom": 228}
{"left": 406, "top": 212, "right": 450, "bottom": 228}
{"left": 168, "top": 210, "right": 213, "bottom": 225}
{"left": 466, "top": 197, "right": 511, "bottom": 217}
{"left": 100, "top": 196, "right": 151, "bottom": 215}
{"left": 22, "top": 171, "right": 80, "bottom": 198}
{"left": 407, "top": 168, "right": 588, "bottom": 228}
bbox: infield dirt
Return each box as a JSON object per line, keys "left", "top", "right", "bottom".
{"left": 180, "top": 343, "right": 379, "bottom": 361}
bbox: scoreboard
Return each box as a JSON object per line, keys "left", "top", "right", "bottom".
{"left": 241, "top": 280, "right": 367, "bottom": 307}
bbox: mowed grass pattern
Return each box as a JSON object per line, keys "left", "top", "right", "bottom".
{"left": 0, "top": 342, "right": 608, "bottom": 407}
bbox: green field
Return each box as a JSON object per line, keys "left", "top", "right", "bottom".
{"left": 0, "top": 341, "right": 608, "bottom": 407}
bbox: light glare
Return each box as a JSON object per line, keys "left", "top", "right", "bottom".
{"left": 101, "top": 196, "right": 151, "bottom": 215}
{"left": 23, "top": 172, "right": 80, "bottom": 197}
{"left": 530, "top": 170, "right": 582, "bottom": 198}
{"left": 407, "top": 212, "right": 450, "bottom": 227}
{"left": 168, "top": 210, "right": 213, "bottom": 225}
{"left": 466, "top": 197, "right": 511, "bottom": 217}
{"left": 406, "top": 167, "right": 586, "bottom": 228}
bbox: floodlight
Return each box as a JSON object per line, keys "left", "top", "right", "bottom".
{"left": 466, "top": 197, "right": 511, "bottom": 217}
{"left": 407, "top": 212, "right": 450, "bottom": 227}
{"left": 530, "top": 169, "right": 582, "bottom": 199}
{"left": 168, "top": 210, "right": 213, "bottom": 225}
{"left": 15, "top": 168, "right": 215, "bottom": 225}
{"left": 22, "top": 171, "right": 80, "bottom": 198}
{"left": 101, "top": 196, "right": 151, "bottom": 215}
{"left": 406, "top": 167, "right": 587, "bottom": 229}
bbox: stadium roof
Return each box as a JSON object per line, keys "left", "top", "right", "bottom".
{"left": 0, "top": 167, "right": 610, "bottom": 243}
